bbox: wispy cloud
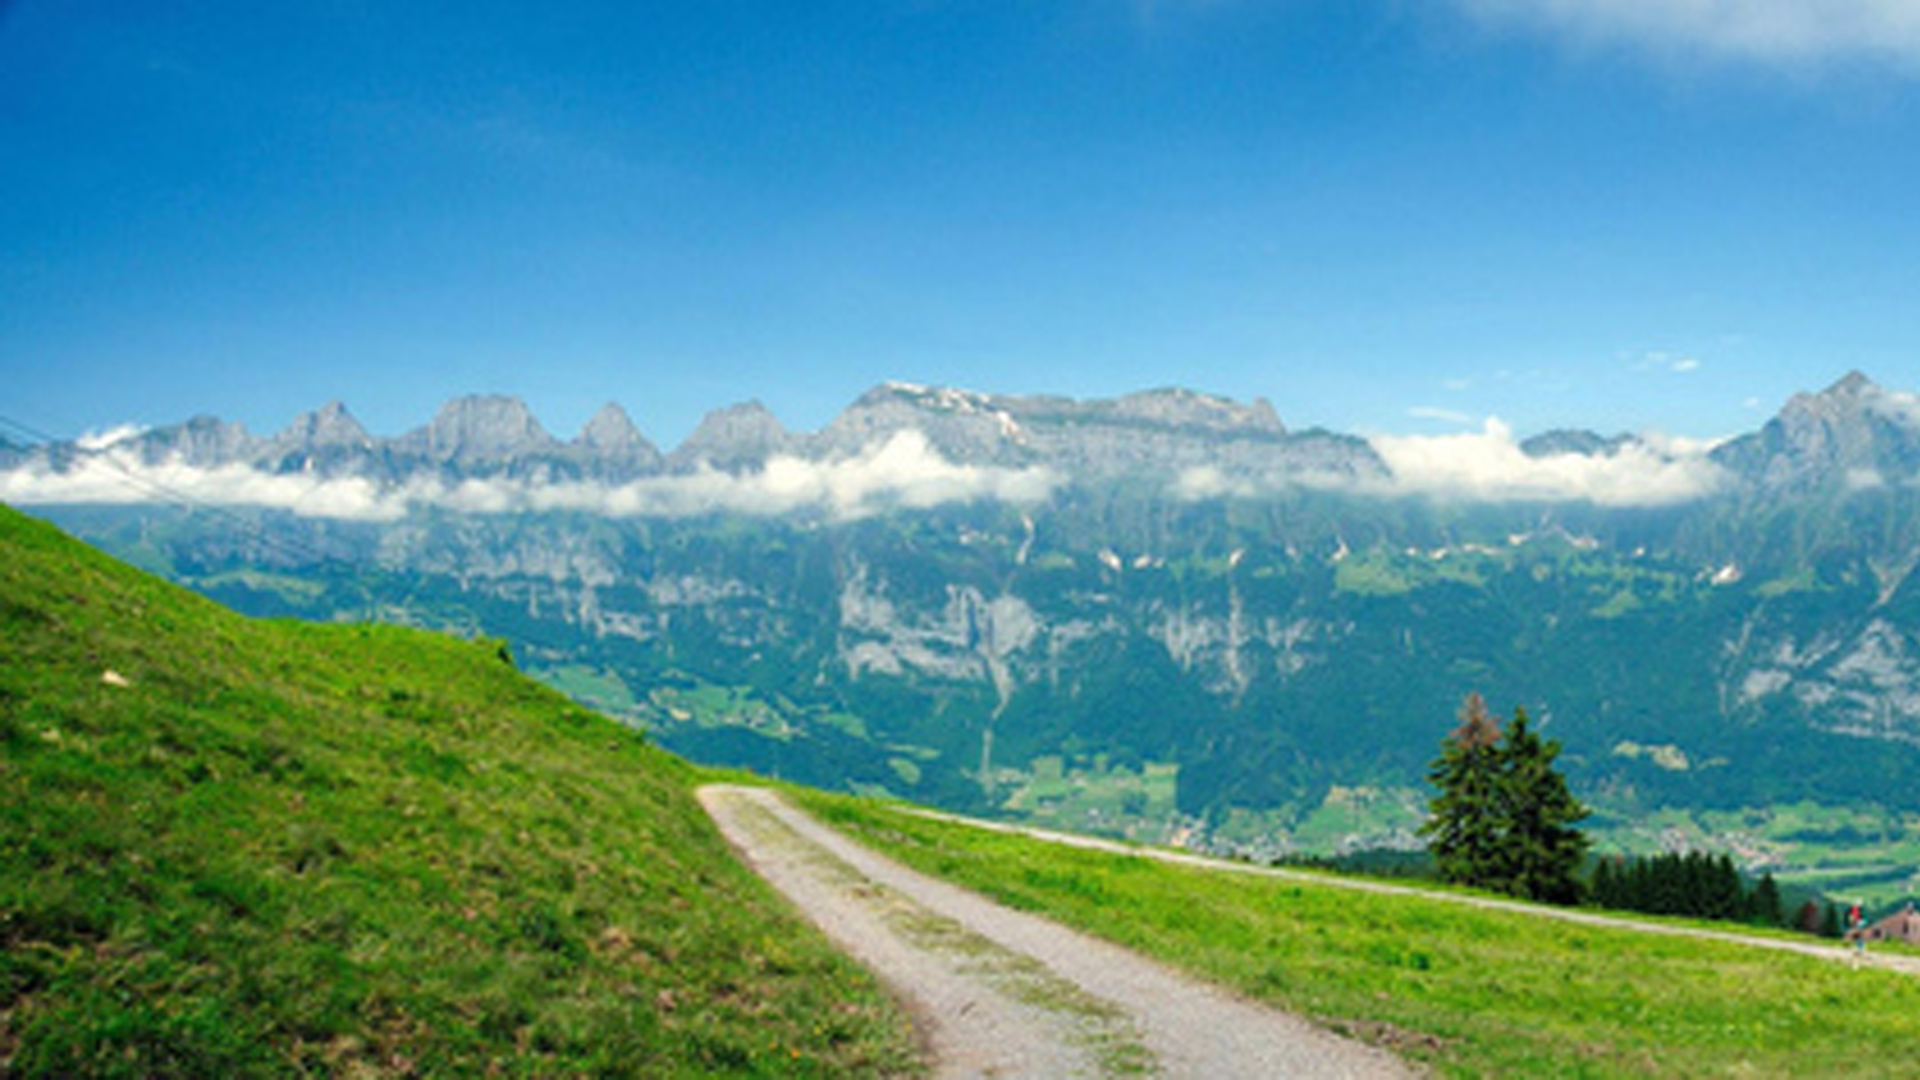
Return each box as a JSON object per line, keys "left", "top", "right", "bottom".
{"left": 0, "top": 431, "right": 1059, "bottom": 522}
{"left": 1408, "top": 405, "right": 1477, "bottom": 425}
{"left": 1632, "top": 351, "right": 1702, "bottom": 375}
{"left": 1368, "top": 418, "right": 1727, "bottom": 506}
{"left": 1457, "top": 0, "right": 1920, "bottom": 70}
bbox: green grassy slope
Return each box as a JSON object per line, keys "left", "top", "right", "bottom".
{"left": 0, "top": 506, "right": 920, "bottom": 1077}
{"left": 802, "top": 792, "right": 1920, "bottom": 1079}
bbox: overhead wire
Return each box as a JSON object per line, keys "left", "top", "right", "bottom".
{"left": 0, "top": 408, "right": 375, "bottom": 576}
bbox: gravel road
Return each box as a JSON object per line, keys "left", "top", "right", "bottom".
{"left": 699, "top": 784, "right": 1415, "bottom": 1078}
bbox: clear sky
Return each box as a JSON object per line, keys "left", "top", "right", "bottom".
{"left": 5, "top": 2, "right": 1919, "bottom": 451}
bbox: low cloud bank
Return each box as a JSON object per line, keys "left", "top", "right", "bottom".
{"left": 0, "top": 423, "right": 1731, "bottom": 514}
{"left": 1368, "top": 419, "right": 1727, "bottom": 506}
{"left": 0, "top": 431, "right": 1059, "bottom": 521}
{"left": 1458, "top": 0, "right": 1920, "bottom": 70}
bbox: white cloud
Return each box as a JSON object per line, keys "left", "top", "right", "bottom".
{"left": 74, "top": 424, "right": 146, "bottom": 452}
{"left": 1368, "top": 418, "right": 1728, "bottom": 505}
{"left": 1845, "top": 467, "right": 1887, "bottom": 492}
{"left": 1867, "top": 385, "right": 1920, "bottom": 428}
{"left": 1171, "top": 465, "right": 1257, "bottom": 501}
{"left": 0, "top": 451, "right": 402, "bottom": 521}
{"left": 1457, "top": 0, "right": 1920, "bottom": 70}
{"left": 0, "top": 431, "right": 1059, "bottom": 522}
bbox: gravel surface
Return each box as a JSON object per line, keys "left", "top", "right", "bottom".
{"left": 699, "top": 785, "right": 1415, "bottom": 1079}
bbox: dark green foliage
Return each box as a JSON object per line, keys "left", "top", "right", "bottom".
{"left": 1821, "top": 901, "right": 1845, "bottom": 939}
{"left": 1589, "top": 853, "right": 1791, "bottom": 929}
{"left": 1421, "top": 695, "right": 1589, "bottom": 905}
{"left": 1420, "top": 693, "right": 1508, "bottom": 891}
{"left": 1748, "top": 872, "right": 1785, "bottom": 927}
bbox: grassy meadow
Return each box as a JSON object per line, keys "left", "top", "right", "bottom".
{"left": 0, "top": 506, "right": 921, "bottom": 1077}
{"left": 799, "top": 790, "right": 1920, "bottom": 1078}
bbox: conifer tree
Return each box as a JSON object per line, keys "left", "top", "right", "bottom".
{"left": 1749, "top": 872, "right": 1784, "bottom": 927}
{"left": 1495, "top": 708, "right": 1590, "bottom": 905}
{"left": 1420, "top": 693, "right": 1507, "bottom": 890}
{"left": 1591, "top": 856, "right": 1619, "bottom": 909}
{"left": 1821, "top": 902, "right": 1844, "bottom": 939}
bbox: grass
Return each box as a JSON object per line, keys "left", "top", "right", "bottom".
{"left": 0, "top": 506, "right": 922, "bottom": 1077}
{"left": 797, "top": 790, "right": 1920, "bottom": 1078}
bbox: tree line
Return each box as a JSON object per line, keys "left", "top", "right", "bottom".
{"left": 1590, "top": 851, "right": 1784, "bottom": 926}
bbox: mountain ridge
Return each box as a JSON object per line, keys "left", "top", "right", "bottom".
{"left": 14, "top": 371, "right": 1919, "bottom": 500}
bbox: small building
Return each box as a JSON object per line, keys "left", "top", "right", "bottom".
{"left": 1847, "top": 903, "right": 1920, "bottom": 946}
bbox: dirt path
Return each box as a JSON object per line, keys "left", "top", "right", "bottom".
{"left": 907, "top": 808, "right": 1920, "bottom": 980}
{"left": 699, "top": 785, "right": 1415, "bottom": 1079}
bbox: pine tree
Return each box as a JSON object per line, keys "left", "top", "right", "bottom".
{"left": 1821, "top": 902, "right": 1844, "bottom": 939}
{"left": 1420, "top": 693, "right": 1507, "bottom": 890}
{"left": 1749, "top": 872, "right": 1784, "bottom": 927}
{"left": 1495, "top": 708, "right": 1590, "bottom": 905}
{"left": 1591, "top": 856, "right": 1619, "bottom": 909}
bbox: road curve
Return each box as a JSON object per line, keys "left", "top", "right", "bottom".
{"left": 699, "top": 784, "right": 1415, "bottom": 1079}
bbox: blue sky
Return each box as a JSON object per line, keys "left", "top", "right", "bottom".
{"left": 5, "top": 2, "right": 1919, "bottom": 451}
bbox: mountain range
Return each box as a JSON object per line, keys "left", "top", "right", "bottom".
{"left": 8, "top": 372, "right": 1920, "bottom": 900}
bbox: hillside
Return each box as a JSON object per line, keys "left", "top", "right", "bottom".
{"left": 0, "top": 506, "right": 919, "bottom": 1076}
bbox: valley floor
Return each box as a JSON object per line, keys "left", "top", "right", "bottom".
{"left": 698, "top": 784, "right": 1413, "bottom": 1078}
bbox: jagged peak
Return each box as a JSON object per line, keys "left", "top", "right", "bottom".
{"left": 1828, "top": 370, "right": 1875, "bottom": 397}
{"left": 577, "top": 402, "right": 644, "bottom": 449}
{"left": 670, "top": 400, "right": 794, "bottom": 470}
{"left": 414, "top": 394, "right": 556, "bottom": 459}
{"left": 276, "top": 401, "right": 370, "bottom": 447}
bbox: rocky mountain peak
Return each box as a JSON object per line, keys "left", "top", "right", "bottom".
{"left": 577, "top": 403, "right": 644, "bottom": 452}
{"left": 412, "top": 395, "right": 557, "bottom": 462}
{"left": 1715, "top": 371, "right": 1920, "bottom": 490}
{"left": 1104, "top": 388, "right": 1285, "bottom": 437}
{"left": 669, "top": 401, "right": 794, "bottom": 473}
{"left": 573, "top": 402, "right": 665, "bottom": 478}
{"left": 130, "top": 415, "right": 256, "bottom": 467}
{"left": 275, "top": 401, "right": 371, "bottom": 449}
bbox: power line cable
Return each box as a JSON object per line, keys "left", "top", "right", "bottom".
{"left": 0, "top": 409, "right": 375, "bottom": 576}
